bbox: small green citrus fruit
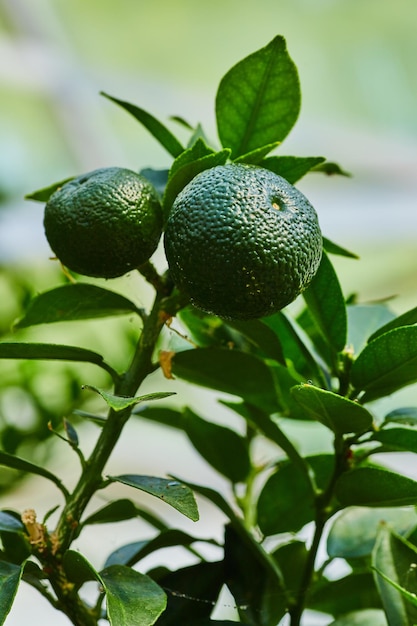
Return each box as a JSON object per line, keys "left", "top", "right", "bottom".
{"left": 44, "top": 167, "right": 162, "bottom": 278}
{"left": 164, "top": 163, "right": 322, "bottom": 320}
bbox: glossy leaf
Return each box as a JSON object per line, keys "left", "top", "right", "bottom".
{"left": 226, "top": 318, "right": 286, "bottom": 364}
{"left": 152, "top": 561, "right": 224, "bottom": 625}
{"left": 104, "top": 529, "right": 213, "bottom": 568}
{"left": 0, "top": 511, "right": 24, "bottom": 534}
{"left": 368, "top": 305, "right": 417, "bottom": 343}
{"left": 327, "top": 507, "right": 417, "bottom": 559}
{"left": 257, "top": 455, "right": 334, "bottom": 535}
{"left": 216, "top": 36, "right": 300, "bottom": 158}
{"left": 261, "top": 155, "right": 325, "bottom": 183}
{"left": 234, "top": 141, "right": 281, "bottom": 165}
{"left": 101, "top": 92, "right": 184, "bottom": 158}
{"left": 323, "top": 237, "right": 359, "bottom": 259}
{"left": 162, "top": 148, "right": 231, "bottom": 218}
{"left": 100, "top": 565, "right": 167, "bottom": 626}
{"left": 351, "top": 326, "right": 417, "bottom": 402}
{"left": 262, "top": 312, "right": 328, "bottom": 387}
{"left": 183, "top": 408, "right": 250, "bottom": 483}
{"left": 383, "top": 407, "right": 417, "bottom": 427}
{"left": 63, "top": 550, "right": 98, "bottom": 587}
{"left": 371, "top": 427, "right": 417, "bottom": 454}
{"left": 0, "top": 342, "right": 117, "bottom": 380}
{"left": 0, "top": 561, "right": 25, "bottom": 626}
{"left": 83, "top": 386, "right": 175, "bottom": 412}
{"left": 372, "top": 526, "right": 417, "bottom": 625}
{"left": 0, "top": 451, "right": 68, "bottom": 497}
{"left": 14, "top": 284, "right": 142, "bottom": 328}
{"left": 291, "top": 384, "right": 373, "bottom": 435}
{"left": 25, "top": 176, "right": 74, "bottom": 202}
{"left": 335, "top": 467, "right": 417, "bottom": 507}
{"left": 172, "top": 348, "right": 280, "bottom": 414}
{"left": 303, "top": 252, "right": 347, "bottom": 354}
{"left": 109, "top": 475, "right": 199, "bottom": 522}
{"left": 224, "top": 524, "right": 287, "bottom": 625}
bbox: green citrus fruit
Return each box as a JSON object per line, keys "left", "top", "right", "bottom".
{"left": 44, "top": 167, "right": 163, "bottom": 278}
{"left": 164, "top": 163, "right": 322, "bottom": 320}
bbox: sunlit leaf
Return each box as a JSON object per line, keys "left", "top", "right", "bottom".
{"left": 216, "top": 35, "right": 300, "bottom": 158}
{"left": 109, "top": 475, "right": 199, "bottom": 522}
{"left": 234, "top": 141, "right": 281, "bottom": 165}
{"left": 14, "top": 284, "right": 142, "bottom": 329}
{"left": 368, "top": 306, "right": 417, "bottom": 343}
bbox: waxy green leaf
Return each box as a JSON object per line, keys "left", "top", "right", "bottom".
{"left": 368, "top": 305, "right": 417, "bottom": 343}
{"left": 291, "top": 384, "right": 373, "bottom": 435}
{"left": 82, "top": 386, "right": 175, "bottom": 412}
{"left": 14, "top": 284, "right": 142, "bottom": 329}
{"left": 351, "top": 326, "right": 417, "bottom": 402}
{"left": 216, "top": 36, "right": 300, "bottom": 158}
{"left": 101, "top": 92, "right": 184, "bottom": 158}
{"left": 109, "top": 475, "right": 199, "bottom": 522}
{"left": 336, "top": 467, "right": 417, "bottom": 507}
{"left": 261, "top": 155, "right": 325, "bottom": 183}
{"left": 25, "top": 176, "right": 75, "bottom": 202}
{"left": 0, "top": 561, "right": 25, "bottom": 626}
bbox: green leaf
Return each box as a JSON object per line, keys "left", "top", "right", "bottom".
{"left": 257, "top": 455, "right": 334, "bottom": 535}
{"left": 308, "top": 572, "right": 381, "bottom": 617}
{"left": 261, "top": 155, "right": 325, "bottom": 183}
{"left": 151, "top": 561, "right": 223, "bottom": 625}
{"left": 82, "top": 386, "right": 175, "bottom": 412}
{"left": 101, "top": 92, "right": 184, "bottom": 158}
{"left": 371, "top": 427, "right": 417, "bottom": 454}
{"left": 303, "top": 251, "right": 347, "bottom": 354}
{"left": 183, "top": 408, "right": 250, "bottom": 483}
{"left": 109, "top": 475, "right": 199, "bottom": 522}
{"left": 100, "top": 565, "right": 166, "bottom": 626}
{"left": 291, "top": 384, "right": 373, "bottom": 436}
{"left": 262, "top": 312, "right": 328, "bottom": 386}
{"left": 372, "top": 526, "right": 417, "bottom": 625}
{"left": 63, "top": 550, "right": 98, "bottom": 587}
{"left": 0, "top": 451, "right": 68, "bottom": 497}
{"left": 104, "top": 529, "right": 213, "bottom": 568}
{"left": 225, "top": 318, "right": 286, "bottom": 364}
{"left": 139, "top": 168, "right": 169, "bottom": 197}
{"left": 351, "top": 326, "right": 417, "bottom": 402}
{"left": 14, "top": 284, "right": 142, "bottom": 329}
{"left": 82, "top": 499, "right": 140, "bottom": 526}
{"left": 224, "top": 524, "right": 287, "bottom": 625}
{"left": 347, "top": 304, "right": 395, "bottom": 355}
{"left": 328, "top": 609, "right": 388, "bottom": 626}
{"left": 135, "top": 406, "right": 183, "bottom": 430}
{"left": 335, "top": 467, "right": 417, "bottom": 507}
{"left": 25, "top": 176, "right": 75, "bottom": 202}
{"left": 162, "top": 147, "right": 231, "bottom": 218}
{"left": 312, "top": 161, "right": 351, "bottom": 177}
{"left": 172, "top": 348, "right": 280, "bottom": 415}
{"left": 0, "top": 342, "right": 117, "bottom": 381}
{"left": 368, "top": 306, "right": 417, "bottom": 343}
{"left": 234, "top": 141, "right": 281, "bottom": 165}
{"left": 0, "top": 561, "right": 25, "bottom": 625}
{"left": 383, "top": 407, "right": 417, "bottom": 427}
{"left": 0, "top": 511, "right": 24, "bottom": 534}
{"left": 323, "top": 237, "right": 359, "bottom": 259}
{"left": 327, "top": 507, "right": 417, "bottom": 559}
{"left": 272, "top": 540, "right": 308, "bottom": 600}
{"left": 216, "top": 35, "right": 300, "bottom": 159}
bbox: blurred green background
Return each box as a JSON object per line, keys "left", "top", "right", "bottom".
{"left": 0, "top": 1, "right": 416, "bottom": 623}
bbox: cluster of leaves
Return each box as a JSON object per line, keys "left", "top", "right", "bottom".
{"left": 1, "top": 34, "right": 417, "bottom": 626}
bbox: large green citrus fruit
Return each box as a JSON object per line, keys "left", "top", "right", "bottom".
{"left": 44, "top": 167, "right": 163, "bottom": 278}
{"left": 164, "top": 163, "right": 322, "bottom": 320}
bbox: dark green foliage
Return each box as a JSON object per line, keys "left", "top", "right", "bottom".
{"left": 1, "top": 33, "right": 416, "bottom": 626}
